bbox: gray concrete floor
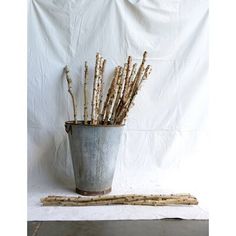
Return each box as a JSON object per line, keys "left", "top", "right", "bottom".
{"left": 28, "top": 220, "right": 209, "bottom": 236}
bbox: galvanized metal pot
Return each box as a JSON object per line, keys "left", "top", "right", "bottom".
{"left": 65, "top": 121, "right": 124, "bottom": 196}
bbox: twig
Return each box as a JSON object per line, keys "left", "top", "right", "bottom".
{"left": 64, "top": 66, "right": 78, "bottom": 124}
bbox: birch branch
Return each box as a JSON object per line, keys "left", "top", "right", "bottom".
{"left": 116, "top": 65, "right": 152, "bottom": 124}
{"left": 98, "top": 59, "right": 106, "bottom": 122}
{"left": 91, "top": 53, "right": 101, "bottom": 125}
{"left": 64, "top": 51, "right": 151, "bottom": 125}
{"left": 113, "top": 63, "right": 128, "bottom": 121}
{"left": 115, "top": 52, "right": 150, "bottom": 124}
{"left": 101, "top": 67, "right": 119, "bottom": 122}
{"left": 95, "top": 56, "right": 102, "bottom": 122}
{"left": 83, "top": 61, "right": 89, "bottom": 125}
{"left": 128, "top": 51, "right": 147, "bottom": 100}
{"left": 104, "top": 66, "right": 121, "bottom": 124}
{"left": 41, "top": 194, "right": 198, "bottom": 207}
{"left": 43, "top": 193, "right": 193, "bottom": 202}
{"left": 110, "top": 67, "right": 123, "bottom": 122}
{"left": 125, "top": 63, "right": 137, "bottom": 98}
{"left": 123, "top": 56, "right": 132, "bottom": 100}
{"left": 64, "top": 65, "right": 78, "bottom": 124}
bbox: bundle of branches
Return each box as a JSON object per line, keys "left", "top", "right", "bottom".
{"left": 41, "top": 194, "right": 198, "bottom": 207}
{"left": 64, "top": 51, "right": 152, "bottom": 125}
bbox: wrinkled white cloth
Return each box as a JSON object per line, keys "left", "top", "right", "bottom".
{"left": 28, "top": 0, "right": 209, "bottom": 220}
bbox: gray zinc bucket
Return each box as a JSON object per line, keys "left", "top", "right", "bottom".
{"left": 65, "top": 121, "right": 124, "bottom": 196}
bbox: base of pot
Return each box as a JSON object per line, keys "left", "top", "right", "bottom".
{"left": 76, "top": 187, "right": 112, "bottom": 196}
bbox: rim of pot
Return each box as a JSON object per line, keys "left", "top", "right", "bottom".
{"left": 65, "top": 120, "right": 125, "bottom": 127}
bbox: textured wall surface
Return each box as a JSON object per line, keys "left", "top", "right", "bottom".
{"left": 28, "top": 0, "right": 208, "bottom": 203}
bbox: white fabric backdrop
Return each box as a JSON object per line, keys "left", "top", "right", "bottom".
{"left": 28, "top": 0, "right": 209, "bottom": 220}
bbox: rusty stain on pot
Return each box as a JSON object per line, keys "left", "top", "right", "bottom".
{"left": 76, "top": 187, "right": 111, "bottom": 196}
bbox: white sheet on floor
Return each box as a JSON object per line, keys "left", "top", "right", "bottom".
{"left": 28, "top": 183, "right": 209, "bottom": 221}
{"left": 28, "top": 0, "right": 209, "bottom": 220}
